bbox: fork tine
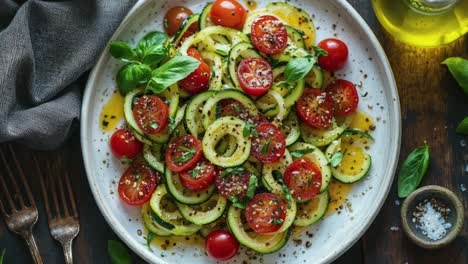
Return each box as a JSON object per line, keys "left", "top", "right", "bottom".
{"left": 0, "top": 171, "right": 15, "bottom": 216}
{"left": 47, "top": 161, "right": 61, "bottom": 218}
{"left": 36, "top": 157, "right": 53, "bottom": 221}
{"left": 0, "top": 146, "right": 25, "bottom": 208}
{"left": 64, "top": 170, "right": 78, "bottom": 218}
{"left": 56, "top": 167, "right": 70, "bottom": 218}
{"left": 8, "top": 145, "right": 35, "bottom": 207}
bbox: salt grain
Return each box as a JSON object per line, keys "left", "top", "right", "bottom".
{"left": 390, "top": 226, "right": 400, "bottom": 231}
{"left": 460, "top": 139, "right": 466, "bottom": 147}
{"left": 412, "top": 199, "right": 452, "bottom": 241}
{"left": 460, "top": 184, "right": 466, "bottom": 192}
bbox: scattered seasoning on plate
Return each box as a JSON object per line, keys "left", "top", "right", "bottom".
{"left": 412, "top": 198, "right": 452, "bottom": 241}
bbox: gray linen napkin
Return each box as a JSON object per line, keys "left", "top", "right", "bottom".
{"left": 0, "top": 0, "right": 136, "bottom": 149}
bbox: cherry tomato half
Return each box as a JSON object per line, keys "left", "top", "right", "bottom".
{"left": 179, "top": 48, "right": 211, "bottom": 95}
{"left": 118, "top": 163, "right": 158, "bottom": 206}
{"left": 215, "top": 168, "right": 251, "bottom": 200}
{"left": 109, "top": 128, "right": 143, "bottom": 160}
{"left": 179, "top": 158, "right": 216, "bottom": 191}
{"left": 317, "top": 38, "right": 349, "bottom": 72}
{"left": 205, "top": 230, "right": 239, "bottom": 261}
{"left": 250, "top": 123, "right": 286, "bottom": 164}
{"left": 210, "top": 0, "right": 247, "bottom": 30}
{"left": 251, "top": 15, "right": 288, "bottom": 55}
{"left": 245, "top": 193, "right": 287, "bottom": 234}
{"left": 283, "top": 158, "right": 322, "bottom": 202}
{"left": 133, "top": 95, "right": 169, "bottom": 135}
{"left": 326, "top": 79, "right": 359, "bottom": 116}
{"left": 165, "top": 134, "right": 203, "bottom": 172}
{"left": 237, "top": 58, "right": 273, "bottom": 96}
{"left": 296, "top": 88, "right": 334, "bottom": 129}
{"left": 164, "top": 6, "right": 193, "bottom": 36}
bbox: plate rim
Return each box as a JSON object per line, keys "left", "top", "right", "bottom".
{"left": 80, "top": 0, "right": 401, "bottom": 263}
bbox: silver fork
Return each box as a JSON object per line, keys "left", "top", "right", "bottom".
{"left": 0, "top": 145, "right": 43, "bottom": 264}
{"left": 37, "top": 156, "right": 79, "bottom": 264}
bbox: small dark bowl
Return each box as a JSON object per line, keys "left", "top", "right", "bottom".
{"left": 401, "top": 185, "right": 464, "bottom": 249}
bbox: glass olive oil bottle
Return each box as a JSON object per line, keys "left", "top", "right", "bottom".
{"left": 372, "top": 0, "right": 468, "bottom": 47}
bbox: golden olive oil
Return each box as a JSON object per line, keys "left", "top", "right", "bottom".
{"left": 372, "top": 0, "right": 468, "bottom": 47}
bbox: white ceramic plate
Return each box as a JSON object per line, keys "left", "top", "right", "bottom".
{"left": 81, "top": 0, "right": 401, "bottom": 263}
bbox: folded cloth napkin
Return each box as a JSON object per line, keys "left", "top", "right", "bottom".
{"left": 0, "top": 0, "right": 136, "bottom": 150}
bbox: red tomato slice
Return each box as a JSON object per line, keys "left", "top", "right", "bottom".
{"left": 296, "top": 88, "right": 334, "bottom": 129}
{"left": 179, "top": 158, "right": 216, "bottom": 191}
{"left": 237, "top": 58, "right": 273, "bottom": 96}
{"left": 165, "top": 134, "right": 203, "bottom": 172}
{"left": 251, "top": 15, "right": 288, "bottom": 55}
{"left": 283, "top": 158, "right": 322, "bottom": 202}
{"left": 118, "top": 163, "right": 158, "bottom": 206}
{"left": 215, "top": 168, "right": 251, "bottom": 200}
{"left": 250, "top": 123, "right": 286, "bottom": 164}
{"left": 210, "top": 0, "right": 247, "bottom": 30}
{"left": 245, "top": 193, "right": 287, "bottom": 234}
{"left": 179, "top": 48, "right": 211, "bottom": 95}
{"left": 326, "top": 79, "right": 359, "bottom": 116}
{"left": 133, "top": 95, "right": 169, "bottom": 135}
{"left": 109, "top": 128, "right": 143, "bottom": 160}
{"left": 205, "top": 230, "right": 239, "bottom": 261}
{"left": 317, "top": 38, "right": 349, "bottom": 72}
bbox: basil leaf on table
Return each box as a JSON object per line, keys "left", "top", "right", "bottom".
{"left": 135, "top": 31, "right": 167, "bottom": 58}
{"left": 442, "top": 57, "right": 468, "bottom": 96}
{"left": 456, "top": 117, "right": 468, "bottom": 135}
{"left": 117, "top": 63, "right": 152, "bottom": 95}
{"left": 110, "top": 42, "right": 137, "bottom": 62}
{"left": 284, "top": 55, "right": 316, "bottom": 83}
{"left": 0, "top": 249, "right": 5, "bottom": 264}
{"left": 397, "top": 144, "right": 430, "bottom": 198}
{"left": 108, "top": 240, "right": 132, "bottom": 264}
{"left": 146, "top": 55, "right": 200, "bottom": 94}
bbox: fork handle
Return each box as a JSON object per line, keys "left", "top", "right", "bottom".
{"left": 61, "top": 240, "right": 74, "bottom": 264}
{"left": 23, "top": 231, "right": 43, "bottom": 264}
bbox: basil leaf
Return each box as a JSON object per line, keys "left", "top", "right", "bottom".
{"left": 312, "top": 46, "right": 328, "bottom": 57}
{"left": 108, "top": 240, "right": 132, "bottom": 264}
{"left": 343, "top": 129, "right": 374, "bottom": 141}
{"left": 272, "top": 219, "right": 283, "bottom": 225}
{"left": 243, "top": 122, "right": 259, "bottom": 137}
{"left": 284, "top": 56, "right": 316, "bottom": 83}
{"left": 261, "top": 138, "right": 271, "bottom": 155}
{"left": 328, "top": 149, "right": 347, "bottom": 168}
{"left": 141, "top": 44, "right": 168, "bottom": 68}
{"left": 147, "top": 56, "right": 200, "bottom": 93}
{"left": 397, "top": 144, "right": 430, "bottom": 198}
{"left": 442, "top": 57, "right": 468, "bottom": 96}
{"left": 230, "top": 196, "right": 247, "bottom": 209}
{"left": 215, "top": 49, "right": 228, "bottom": 56}
{"left": 146, "top": 232, "right": 156, "bottom": 252}
{"left": 290, "top": 148, "right": 315, "bottom": 158}
{"left": 246, "top": 175, "right": 258, "bottom": 198}
{"left": 272, "top": 170, "right": 294, "bottom": 202}
{"left": 136, "top": 31, "right": 167, "bottom": 58}
{"left": 0, "top": 249, "right": 5, "bottom": 264}
{"left": 221, "top": 167, "right": 245, "bottom": 178}
{"left": 117, "top": 63, "right": 152, "bottom": 95}
{"left": 110, "top": 42, "right": 137, "bottom": 62}
{"left": 456, "top": 117, "right": 468, "bottom": 135}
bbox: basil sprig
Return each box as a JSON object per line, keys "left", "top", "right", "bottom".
{"left": 108, "top": 240, "right": 132, "bottom": 264}
{"left": 397, "top": 144, "right": 430, "bottom": 198}
{"left": 284, "top": 55, "right": 316, "bottom": 83}
{"left": 110, "top": 31, "right": 199, "bottom": 96}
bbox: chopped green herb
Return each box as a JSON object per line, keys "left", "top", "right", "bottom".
{"left": 120, "top": 156, "right": 133, "bottom": 164}
{"left": 174, "top": 146, "right": 196, "bottom": 163}
{"left": 164, "top": 19, "right": 169, "bottom": 29}
{"left": 276, "top": 81, "right": 294, "bottom": 90}
{"left": 243, "top": 122, "right": 259, "bottom": 137}
{"left": 343, "top": 129, "right": 374, "bottom": 141}
{"left": 220, "top": 167, "right": 245, "bottom": 178}
{"left": 168, "top": 117, "right": 177, "bottom": 133}
{"left": 230, "top": 196, "right": 247, "bottom": 209}
{"left": 290, "top": 148, "right": 315, "bottom": 158}
{"left": 272, "top": 170, "right": 294, "bottom": 202}
{"left": 179, "top": 146, "right": 194, "bottom": 152}
{"left": 233, "top": 104, "right": 242, "bottom": 112}
{"left": 261, "top": 138, "right": 271, "bottom": 155}
{"left": 328, "top": 149, "right": 347, "bottom": 168}
{"left": 272, "top": 219, "right": 283, "bottom": 225}
{"left": 246, "top": 175, "right": 258, "bottom": 199}
{"left": 146, "top": 232, "right": 156, "bottom": 252}
{"left": 215, "top": 49, "right": 228, "bottom": 56}
{"left": 144, "top": 120, "right": 159, "bottom": 130}
{"left": 190, "top": 165, "right": 202, "bottom": 178}
{"left": 307, "top": 175, "right": 313, "bottom": 186}
{"left": 312, "top": 46, "right": 328, "bottom": 57}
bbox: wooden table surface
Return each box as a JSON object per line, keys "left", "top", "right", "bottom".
{"left": 0, "top": 0, "right": 467, "bottom": 263}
